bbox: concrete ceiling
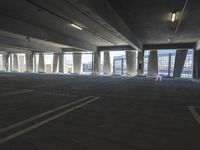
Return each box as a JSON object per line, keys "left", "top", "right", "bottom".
{"left": 107, "top": 0, "right": 200, "bottom": 45}
{"left": 1, "top": 0, "right": 197, "bottom": 52}
{"left": 0, "top": 0, "right": 141, "bottom": 52}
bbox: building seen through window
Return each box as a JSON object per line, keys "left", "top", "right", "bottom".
{"left": 144, "top": 49, "right": 193, "bottom": 78}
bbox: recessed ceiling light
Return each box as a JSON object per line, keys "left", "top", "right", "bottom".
{"left": 171, "top": 12, "right": 176, "bottom": 22}
{"left": 71, "top": 24, "right": 83, "bottom": 30}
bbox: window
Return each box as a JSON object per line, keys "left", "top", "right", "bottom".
{"left": 144, "top": 49, "right": 193, "bottom": 78}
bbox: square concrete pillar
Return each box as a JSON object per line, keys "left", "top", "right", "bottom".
{"left": 26, "top": 53, "right": 33, "bottom": 72}
{"left": 137, "top": 51, "right": 144, "bottom": 76}
{"left": 193, "top": 50, "right": 200, "bottom": 78}
{"left": 148, "top": 50, "right": 158, "bottom": 76}
{"left": 2, "top": 53, "right": 8, "bottom": 71}
{"left": 59, "top": 53, "right": 64, "bottom": 73}
{"left": 173, "top": 49, "right": 188, "bottom": 77}
{"left": 93, "top": 50, "right": 100, "bottom": 75}
{"left": 8, "top": 53, "right": 13, "bottom": 72}
{"left": 13, "top": 54, "right": 19, "bottom": 72}
{"left": 73, "top": 53, "right": 82, "bottom": 74}
{"left": 33, "top": 54, "right": 37, "bottom": 73}
{"left": 52, "top": 53, "right": 59, "bottom": 73}
{"left": 103, "top": 51, "right": 111, "bottom": 75}
{"left": 38, "top": 53, "right": 45, "bottom": 73}
{"left": 126, "top": 51, "right": 137, "bottom": 76}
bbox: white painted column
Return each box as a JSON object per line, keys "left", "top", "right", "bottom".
{"left": 73, "top": 53, "right": 82, "bottom": 74}
{"left": 52, "top": 53, "right": 59, "bottom": 73}
{"left": 59, "top": 53, "right": 64, "bottom": 73}
{"left": 38, "top": 53, "right": 45, "bottom": 73}
{"left": 25, "top": 53, "right": 33, "bottom": 72}
{"left": 103, "top": 51, "right": 111, "bottom": 75}
{"left": 126, "top": 51, "right": 137, "bottom": 76}
{"left": 148, "top": 50, "right": 158, "bottom": 76}
{"left": 13, "top": 54, "right": 19, "bottom": 72}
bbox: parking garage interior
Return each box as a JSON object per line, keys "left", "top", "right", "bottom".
{"left": 1, "top": 0, "right": 200, "bottom": 149}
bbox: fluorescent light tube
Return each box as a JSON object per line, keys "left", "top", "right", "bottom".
{"left": 171, "top": 12, "right": 176, "bottom": 22}
{"left": 71, "top": 24, "right": 83, "bottom": 30}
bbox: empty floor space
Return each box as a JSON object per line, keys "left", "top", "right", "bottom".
{"left": 0, "top": 73, "right": 200, "bottom": 149}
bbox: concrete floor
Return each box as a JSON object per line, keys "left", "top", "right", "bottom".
{"left": 0, "top": 72, "right": 200, "bottom": 150}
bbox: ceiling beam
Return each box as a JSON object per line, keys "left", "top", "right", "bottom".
{"left": 68, "top": 0, "right": 142, "bottom": 50}
{"left": 98, "top": 45, "right": 136, "bottom": 51}
{"left": 0, "top": 14, "right": 97, "bottom": 51}
{"left": 0, "top": 30, "right": 64, "bottom": 52}
{"left": 143, "top": 43, "right": 196, "bottom": 50}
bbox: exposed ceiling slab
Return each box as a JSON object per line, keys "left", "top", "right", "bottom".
{"left": 67, "top": 0, "right": 142, "bottom": 50}
{"left": 0, "top": 0, "right": 139, "bottom": 52}
{"left": 0, "top": 30, "right": 69, "bottom": 52}
{"left": 0, "top": 13, "right": 97, "bottom": 51}
{"left": 107, "top": 0, "right": 200, "bottom": 45}
{"left": 1, "top": 0, "right": 198, "bottom": 52}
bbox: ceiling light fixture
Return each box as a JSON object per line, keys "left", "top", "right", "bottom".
{"left": 71, "top": 24, "right": 83, "bottom": 30}
{"left": 171, "top": 12, "right": 176, "bottom": 22}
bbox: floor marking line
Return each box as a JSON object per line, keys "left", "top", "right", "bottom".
{"left": 0, "top": 97, "right": 100, "bottom": 144}
{"left": 0, "top": 89, "right": 33, "bottom": 97}
{"left": 0, "top": 96, "right": 93, "bottom": 133}
{"left": 187, "top": 106, "right": 200, "bottom": 125}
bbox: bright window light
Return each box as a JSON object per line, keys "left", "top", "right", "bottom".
{"left": 71, "top": 24, "right": 83, "bottom": 30}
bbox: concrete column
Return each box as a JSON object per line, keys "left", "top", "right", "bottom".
{"left": 173, "top": 49, "right": 188, "bottom": 77}
{"left": 33, "top": 54, "right": 37, "bottom": 72}
{"left": 137, "top": 51, "right": 144, "bottom": 76}
{"left": 73, "top": 53, "right": 82, "bottom": 74}
{"left": 38, "top": 53, "right": 45, "bottom": 73}
{"left": 25, "top": 53, "right": 33, "bottom": 72}
{"left": 2, "top": 53, "right": 8, "bottom": 71}
{"left": 52, "top": 53, "right": 59, "bottom": 73}
{"left": 9, "top": 53, "right": 13, "bottom": 72}
{"left": 13, "top": 54, "right": 19, "bottom": 72}
{"left": 193, "top": 50, "right": 200, "bottom": 78}
{"left": 126, "top": 51, "right": 137, "bottom": 76}
{"left": 94, "top": 50, "right": 100, "bottom": 75}
{"left": 59, "top": 53, "right": 64, "bottom": 73}
{"left": 103, "top": 51, "right": 111, "bottom": 75}
{"left": 5, "top": 54, "right": 9, "bottom": 71}
{"left": 148, "top": 50, "right": 158, "bottom": 76}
